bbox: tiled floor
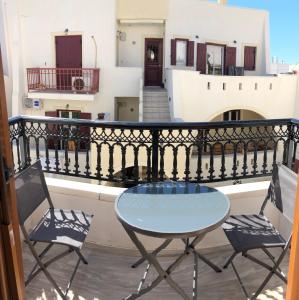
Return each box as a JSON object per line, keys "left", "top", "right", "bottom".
{"left": 23, "top": 243, "right": 288, "bottom": 300}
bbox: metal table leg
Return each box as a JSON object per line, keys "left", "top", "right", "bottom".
{"left": 123, "top": 226, "right": 209, "bottom": 300}
{"left": 124, "top": 226, "right": 191, "bottom": 300}
{"left": 182, "top": 239, "right": 222, "bottom": 273}
{"left": 132, "top": 238, "right": 172, "bottom": 268}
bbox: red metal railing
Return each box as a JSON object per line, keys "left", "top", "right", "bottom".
{"left": 27, "top": 68, "right": 100, "bottom": 94}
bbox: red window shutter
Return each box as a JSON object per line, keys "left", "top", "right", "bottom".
{"left": 80, "top": 112, "right": 92, "bottom": 119}
{"left": 45, "top": 111, "right": 58, "bottom": 117}
{"left": 244, "top": 46, "right": 256, "bottom": 71}
{"left": 225, "top": 46, "right": 236, "bottom": 74}
{"left": 79, "top": 112, "right": 92, "bottom": 151}
{"left": 196, "top": 43, "right": 207, "bottom": 74}
{"left": 187, "top": 41, "right": 195, "bottom": 67}
{"left": 45, "top": 111, "right": 58, "bottom": 150}
{"left": 171, "top": 39, "right": 177, "bottom": 66}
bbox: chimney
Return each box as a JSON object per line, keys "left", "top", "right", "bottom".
{"left": 218, "top": 0, "right": 227, "bottom": 4}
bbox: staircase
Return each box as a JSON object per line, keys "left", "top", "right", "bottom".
{"left": 142, "top": 87, "right": 171, "bottom": 122}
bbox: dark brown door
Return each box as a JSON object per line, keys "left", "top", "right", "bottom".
{"left": 55, "top": 35, "right": 82, "bottom": 90}
{"left": 144, "top": 38, "right": 163, "bottom": 86}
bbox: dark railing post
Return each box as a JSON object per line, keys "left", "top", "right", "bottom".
{"left": 286, "top": 123, "right": 295, "bottom": 169}
{"left": 19, "top": 119, "right": 29, "bottom": 169}
{"left": 151, "top": 129, "right": 159, "bottom": 182}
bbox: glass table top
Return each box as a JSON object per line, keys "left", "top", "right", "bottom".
{"left": 115, "top": 182, "right": 230, "bottom": 237}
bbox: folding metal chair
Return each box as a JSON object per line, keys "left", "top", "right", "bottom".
{"left": 15, "top": 160, "right": 93, "bottom": 299}
{"left": 222, "top": 163, "right": 297, "bottom": 299}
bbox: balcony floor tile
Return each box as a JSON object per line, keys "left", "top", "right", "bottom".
{"left": 22, "top": 243, "right": 288, "bottom": 300}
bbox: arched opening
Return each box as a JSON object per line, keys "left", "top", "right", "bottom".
{"left": 210, "top": 109, "right": 265, "bottom": 122}
{"left": 190, "top": 109, "right": 275, "bottom": 181}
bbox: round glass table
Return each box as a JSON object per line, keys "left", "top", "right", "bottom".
{"left": 115, "top": 182, "right": 230, "bottom": 300}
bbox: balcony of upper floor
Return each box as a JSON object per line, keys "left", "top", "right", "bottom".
{"left": 9, "top": 115, "right": 298, "bottom": 300}
{"left": 26, "top": 67, "right": 100, "bottom": 101}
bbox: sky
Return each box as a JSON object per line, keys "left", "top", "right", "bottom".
{"left": 226, "top": 0, "right": 299, "bottom": 64}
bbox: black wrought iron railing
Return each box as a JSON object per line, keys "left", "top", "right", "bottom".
{"left": 9, "top": 115, "right": 299, "bottom": 186}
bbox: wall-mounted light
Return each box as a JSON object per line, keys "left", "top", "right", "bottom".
{"left": 233, "top": 40, "right": 237, "bottom": 44}
{"left": 64, "top": 28, "right": 69, "bottom": 35}
{"left": 195, "top": 35, "right": 199, "bottom": 39}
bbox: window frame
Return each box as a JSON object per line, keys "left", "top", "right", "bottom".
{"left": 206, "top": 42, "right": 226, "bottom": 75}
{"left": 175, "top": 38, "right": 189, "bottom": 67}
{"left": 223, "top": 110, "right": 241, "bottom": 121}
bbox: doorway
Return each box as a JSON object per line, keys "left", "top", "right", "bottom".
{"left": 55, "top": 35, "right": 82, "bottom": 90}
{"left": 115, "top": 97, "right": 139, "bottom": 121}
{"left": 144, "top": 38, "right": 163, "bottom": 86}
{"left": 206, "top": 44, "right": 225, "bottom": 75}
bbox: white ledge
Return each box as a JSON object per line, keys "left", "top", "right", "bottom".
{"left": 45, "top": 176, "right": 269, "bottom": 201}
{"left": 28, "top": 92, "right": 95, "bottom": 101}
{"left": 216, "top": 181, "right": 270, "bottom": 195}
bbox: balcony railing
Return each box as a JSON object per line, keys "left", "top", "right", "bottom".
{"left": 27, "top": 68, "right": 100, "bottom": 94}
{"left": 9, "top": 115, "right": 299, "bottom": 186}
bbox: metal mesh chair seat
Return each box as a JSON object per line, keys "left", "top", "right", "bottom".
{"left": 222, "top": 214, "right": 286, "bottom": 253}
{"left": 15, "top": 160, "right": 94, "bottom": 299}
{"left": 29, "top": 208, "right": 93, "bottom": 249}
{"left": 222, "top": 164, "right": 297, "bottom": 299}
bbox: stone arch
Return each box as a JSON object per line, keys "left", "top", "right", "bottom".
{"left": 208, "top": 108, "right": 266, "bottom": 122}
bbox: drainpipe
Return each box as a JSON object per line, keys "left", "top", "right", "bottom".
{"left": 91, "top": 35, "right": 97, "bottom": 68}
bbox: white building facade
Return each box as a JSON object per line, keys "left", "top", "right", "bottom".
{"left": 2, "top": 0, "right": 299, "bottom": 122}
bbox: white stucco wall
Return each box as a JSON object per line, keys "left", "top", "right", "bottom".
{"left": 117, "top": 0, "right": 270, "bottom": 77}
{"left": 6, "top": 0, "right": 143, "bottom": 120}
{"left": 117, "top": 0, "right": 168, "bottom": 20}
{"left": 164, "top": 0, "right": 270, "bottom": 76}
{"left": 117, "top": 23, "right": 164, "bottom": 68}
{"left": 4, "top": 0, "right": 273, "bottom": 119}
{"left": 167, "top": 69, "right": 299, "bottom": 122}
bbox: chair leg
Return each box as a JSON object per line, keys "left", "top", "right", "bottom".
{"left": 75, "top": 248, "right": 88, "bottom": 264}
{"left": 250, "top": 271, "right": 276, "bottom": 300}
{"left": 231, "top": 261, "right": 250, "bottom": 299}
{"left": 223, "top": 251, "right": 237, "bottom": 269}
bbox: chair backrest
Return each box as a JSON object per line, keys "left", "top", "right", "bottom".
{"left": 263, "top": 163, "right": 298, "bottom": 223}
{"left": 15, "top": 160, "right": 53, "bottom": 225}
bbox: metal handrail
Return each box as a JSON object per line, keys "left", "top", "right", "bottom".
{"left": 9, "top": 115, "right": 299, "bottom": 186}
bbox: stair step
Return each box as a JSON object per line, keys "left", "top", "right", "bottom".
{"left": 143, "top": 99, "right": 169, "bottom": 104}
{"left": 143, "top": 102, "right": 169, "bottom": 108}
{"left": 144, "top": 109, "right": 170, "bottom": 115}
{"left": 143, "top": 91, "right": 168, "bottom": 96}
{"left": 143, "top": 113, "right": 170, "bottom": 120}
{"left": 143, "top": 88, "right": 170, "bottom": 122}
{"left": 143, "top": 118, "right": 171, "bottom": 122}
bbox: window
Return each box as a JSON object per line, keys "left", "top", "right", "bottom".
{"left": 244, "top": 46, "right": 256, "bottom": 71}
{"left": 206, "top": 44, "right": 225, "bottom": 75}
{"left": 176, "top": 40, "right": 187, "bottom": 66}
{"left": 223, "top": 110, "right": 241, "bottom": 121}
{"left": 58, "top": 110, "right": 81, "bottom": 119}
{"left": 45, "top": 110, "right": 91, "bottom": 151}
{"left": 171, "top": 39, "right": 194, "bottom": 67}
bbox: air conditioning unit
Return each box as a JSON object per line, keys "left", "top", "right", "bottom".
{"left": 23, "top": 98, "right": 42, "bottom": 109}
{"left": 71, "top": 76, "right": 85, "bottom": 92}
{"left": 24, "top": 97, "right": 33, "bottom": 109}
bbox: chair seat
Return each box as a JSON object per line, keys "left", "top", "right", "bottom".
{"left": 222, "top": 214, "right": 286, "bottom": 253}
{"left": 29, "top": 208, "right": 93, "bottom": 249}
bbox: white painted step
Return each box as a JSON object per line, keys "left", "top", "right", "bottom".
{"left": 142, "top": 88, "right": 171, "bottom": 122}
